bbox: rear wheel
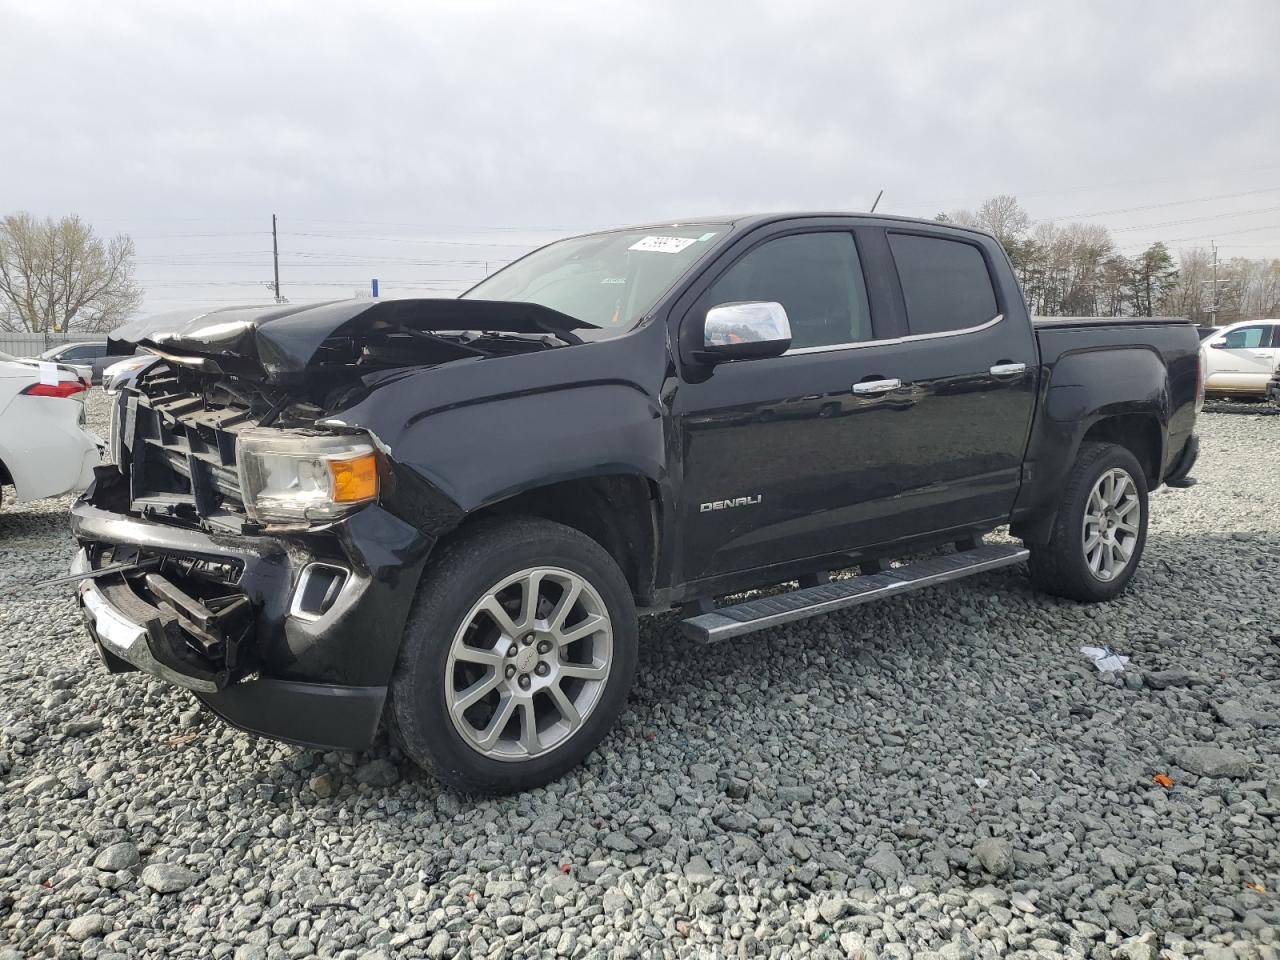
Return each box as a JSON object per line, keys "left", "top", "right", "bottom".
{"left": 1027, "top": 442, "right": 1149, "bottom": 602}
{"left": 389, "top": 517, "right": 638, "bottom": 793}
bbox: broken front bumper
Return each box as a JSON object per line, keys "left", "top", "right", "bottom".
{"left": 71, "top": 475, "right": 434, "bottom": 751}
{"left": 77, "top": 554, "right": 221, "bottom": 693}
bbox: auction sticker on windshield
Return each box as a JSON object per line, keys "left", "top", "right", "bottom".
{"left": 629, "top": 235, "right": 698, "bottom": 253}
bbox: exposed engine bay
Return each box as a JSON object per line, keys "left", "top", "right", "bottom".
{"left": 108, "top": 296, "right": 592, "bottom": 394}
{"left": 100, "top": 298, "right": 593, "bottom": 534}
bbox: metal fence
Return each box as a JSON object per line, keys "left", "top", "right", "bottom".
{"left": 0, "top": 331, "right": 90, "bottom": 357}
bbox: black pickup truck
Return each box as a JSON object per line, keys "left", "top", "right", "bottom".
{"left": 72, "top": 213, "right": 1202, "bottom": 792}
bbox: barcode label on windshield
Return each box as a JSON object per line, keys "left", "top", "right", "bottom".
{"left": 629, "top": 235, "right": 697, "bottom": 254}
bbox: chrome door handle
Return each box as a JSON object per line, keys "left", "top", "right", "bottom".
{"left": 989, "top": 362, "right": 1027, "bottom": 377}
{"left": 852, "top": 378, "right": 902, "bottom": 395}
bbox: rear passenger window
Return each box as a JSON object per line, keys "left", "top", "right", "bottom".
{"left": 707, "top": 232, "right": 872, "bottom": 349}
{"left": 1223, "top": 326, "right": 1267, "bottom": 349}
{"left": 889, "top": 233, "right": 999, "bottom": 336}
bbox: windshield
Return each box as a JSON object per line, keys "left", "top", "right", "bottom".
{"left": 462, "top": 224, "right": 728, "bottom": 339}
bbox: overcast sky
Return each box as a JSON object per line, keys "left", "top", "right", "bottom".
{"left": 4, "top": 0, "right": 1279, "bottom": 312}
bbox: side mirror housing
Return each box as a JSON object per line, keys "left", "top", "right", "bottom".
{"left": 1208, "top": 339, "right": 1227, "bottom": 349}
{"left": 694, "top": 301, "right": 792, "bottom": 364}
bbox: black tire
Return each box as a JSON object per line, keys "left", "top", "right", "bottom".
{"left": 388, "top": 517, "right": 638, "bottom": 793}
{"left": 1027, "top": 442, "right": 1149, "bottom": 602}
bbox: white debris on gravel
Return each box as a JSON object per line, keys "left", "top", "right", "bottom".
{"left": 0, "top": 393, "right": 1278, "bottom": 958}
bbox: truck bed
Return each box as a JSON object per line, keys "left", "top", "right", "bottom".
{"left": 1018, "top": 316, "right": 1201, "bottom": 528}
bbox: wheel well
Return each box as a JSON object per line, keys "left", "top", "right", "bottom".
{"left": 465, "top": 475, "right": 659, "bottom": 604}
{"left": 1081, "top": 414, "right": 1162, "bottom": 485}
{"left": 0, "top": 457, "right": 10, "bottom": 488}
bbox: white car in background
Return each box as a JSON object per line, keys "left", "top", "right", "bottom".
{"left": 0, "top": 350, "right": 100, "bottom": 510}
{"left": 1201, "top": 319, "right": 1280, "bottom": 397}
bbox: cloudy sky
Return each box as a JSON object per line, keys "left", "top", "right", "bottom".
{"left": 4, "top": 0, "right": 1279, "bottom": 312}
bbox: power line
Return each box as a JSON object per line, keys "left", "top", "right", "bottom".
{"left": 1044, "top": 186, "right": 1280, "bottom": 223}
{"left": 1107, "top": 204, "right": 1280, "bottom": 233}
{"left": 288, "top": 231, "right": 536, "bottom": 248}
{"left": 139, "top": 279, "right": 477, "bottom": 286}
{"left": 286, "top": 217, "right": 586, "bottom": 233}
{"left": 1162, "top": 222, "right": 1280, "bottom": 243}
{"left": 894, "top": 161, "right": 1280, "bottom": 211}
{"left": 130, "top": 231, "right": 269, "bottom": 240}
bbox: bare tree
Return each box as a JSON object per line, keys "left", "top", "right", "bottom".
{"left": 929, "top": 194, "right": 1280, "bottom": 322}
{"left": 1017, "top": 221, "right": 1115, "bottom": 316}
{"left": 0, "top": 213, "right": 142, "bottom": 333}
{"left": 1159, "top": 248, "right": 1212, "bottom": 323}
{"left": 1221, "top": 257, "right": 1280, "bottom": 322}
{"left": 938, "top": 196, "right": 1030, "bottom": 245}
{"left": 938, "top": 208, "right": 978, "bottom": 227}
{"left": 974, "top": 195, "right": 1031, "bottom": 248}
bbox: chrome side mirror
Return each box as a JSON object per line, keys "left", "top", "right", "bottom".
{"left": 699, "top": 301, "right": 792, "bottom": 363}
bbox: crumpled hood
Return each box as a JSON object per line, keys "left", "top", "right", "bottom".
{"left": 108, "top": 298, "right": 592, "bottom": 382}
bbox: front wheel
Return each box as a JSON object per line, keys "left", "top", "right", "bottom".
{"left": 1027, "top": 442, "right": 1149, "bottom": 602}
{"left": 389, "top": 517, "right": 638, "bottom": 793}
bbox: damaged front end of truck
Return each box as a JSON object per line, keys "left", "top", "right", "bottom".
{"left": 71, "top": 297, "right": 592, "bottom": 749}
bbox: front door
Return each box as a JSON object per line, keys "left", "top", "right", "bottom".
{"left": 673, "top": 229, "right": 897, "bottom": 582}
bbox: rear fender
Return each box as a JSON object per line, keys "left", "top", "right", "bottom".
{"left": 1012, "top": 346, "right": 1169, "bottom": 542}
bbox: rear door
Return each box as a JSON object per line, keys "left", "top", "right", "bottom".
{"left": 871, "top": 228, "right": 1039, "bottom": 536}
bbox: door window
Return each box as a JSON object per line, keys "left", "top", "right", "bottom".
{"left": 1223, "top": 326, "right": 1267, "bottom": 349}
{"left": 706, "top": 232, "right": 872, "bottom": 349}
{"left": 60, "top": 344, "right": 105, "bottom": 359}
{"left": 889, "top": 233, "right": 999, "bottom": 336}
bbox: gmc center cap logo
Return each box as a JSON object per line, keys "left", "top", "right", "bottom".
{"left": 700, "top": 495, "right": 762, "bottom": 513}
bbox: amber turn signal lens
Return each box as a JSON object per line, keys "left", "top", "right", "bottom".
{"left": 328, "top": 453, "right": 379, "bottom": 503}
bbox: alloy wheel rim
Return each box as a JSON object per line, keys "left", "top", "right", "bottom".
{"left": 445, "top": 566, "right": 612, "bottom": 761}
{"left": 1082, "top": 467, "right": 1141, "bottom": 581}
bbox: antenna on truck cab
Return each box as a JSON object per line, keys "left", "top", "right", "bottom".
{"left": 869, "top": 189, "right": 884, "bottom": 213}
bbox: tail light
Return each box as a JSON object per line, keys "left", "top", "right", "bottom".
{"left": 1195, "top": 351, "right": 1205, "bottom": 413}
{"left": 23, "top": 380, "right": 89, "bottom": 399}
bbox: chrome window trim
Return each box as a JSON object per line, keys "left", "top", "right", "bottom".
{"left": 785, "top": 313, "right": 1004, "bottom": 356}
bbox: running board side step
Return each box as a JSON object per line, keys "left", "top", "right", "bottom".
{"left": 680, "top": 543, "right": 1029, "bottom": 644}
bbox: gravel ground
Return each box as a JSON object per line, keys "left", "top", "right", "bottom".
{"left": 1202, "top": 398, "right": 1279, "bottom": 417}
{"left": 1, "top": 394, "right": 1277, "bottom": 960}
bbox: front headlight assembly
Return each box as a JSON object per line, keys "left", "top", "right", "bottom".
{"left": 236, "top": 429, "right": 380, "bottom": 523}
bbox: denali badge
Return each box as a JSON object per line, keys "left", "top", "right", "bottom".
{"left": 700, "top": 495, "right": 762, "bottom": 513}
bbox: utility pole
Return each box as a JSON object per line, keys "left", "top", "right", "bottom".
{"left": 272, "top": 214, "right": 283, "bottom": 303}
{"left": 1199, "top": 241, "right": 1227, "bottom": 327}
{"left": 1210, "top": 241, "right": 1218, "bottom": 326}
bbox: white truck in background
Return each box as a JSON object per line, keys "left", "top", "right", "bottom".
{"left": 1201, "top": 319, "right": 1280, "bottom": 397}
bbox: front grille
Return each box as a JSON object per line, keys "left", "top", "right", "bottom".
{"left": 124, "top": 389, "right": 253, "bottom": 532}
